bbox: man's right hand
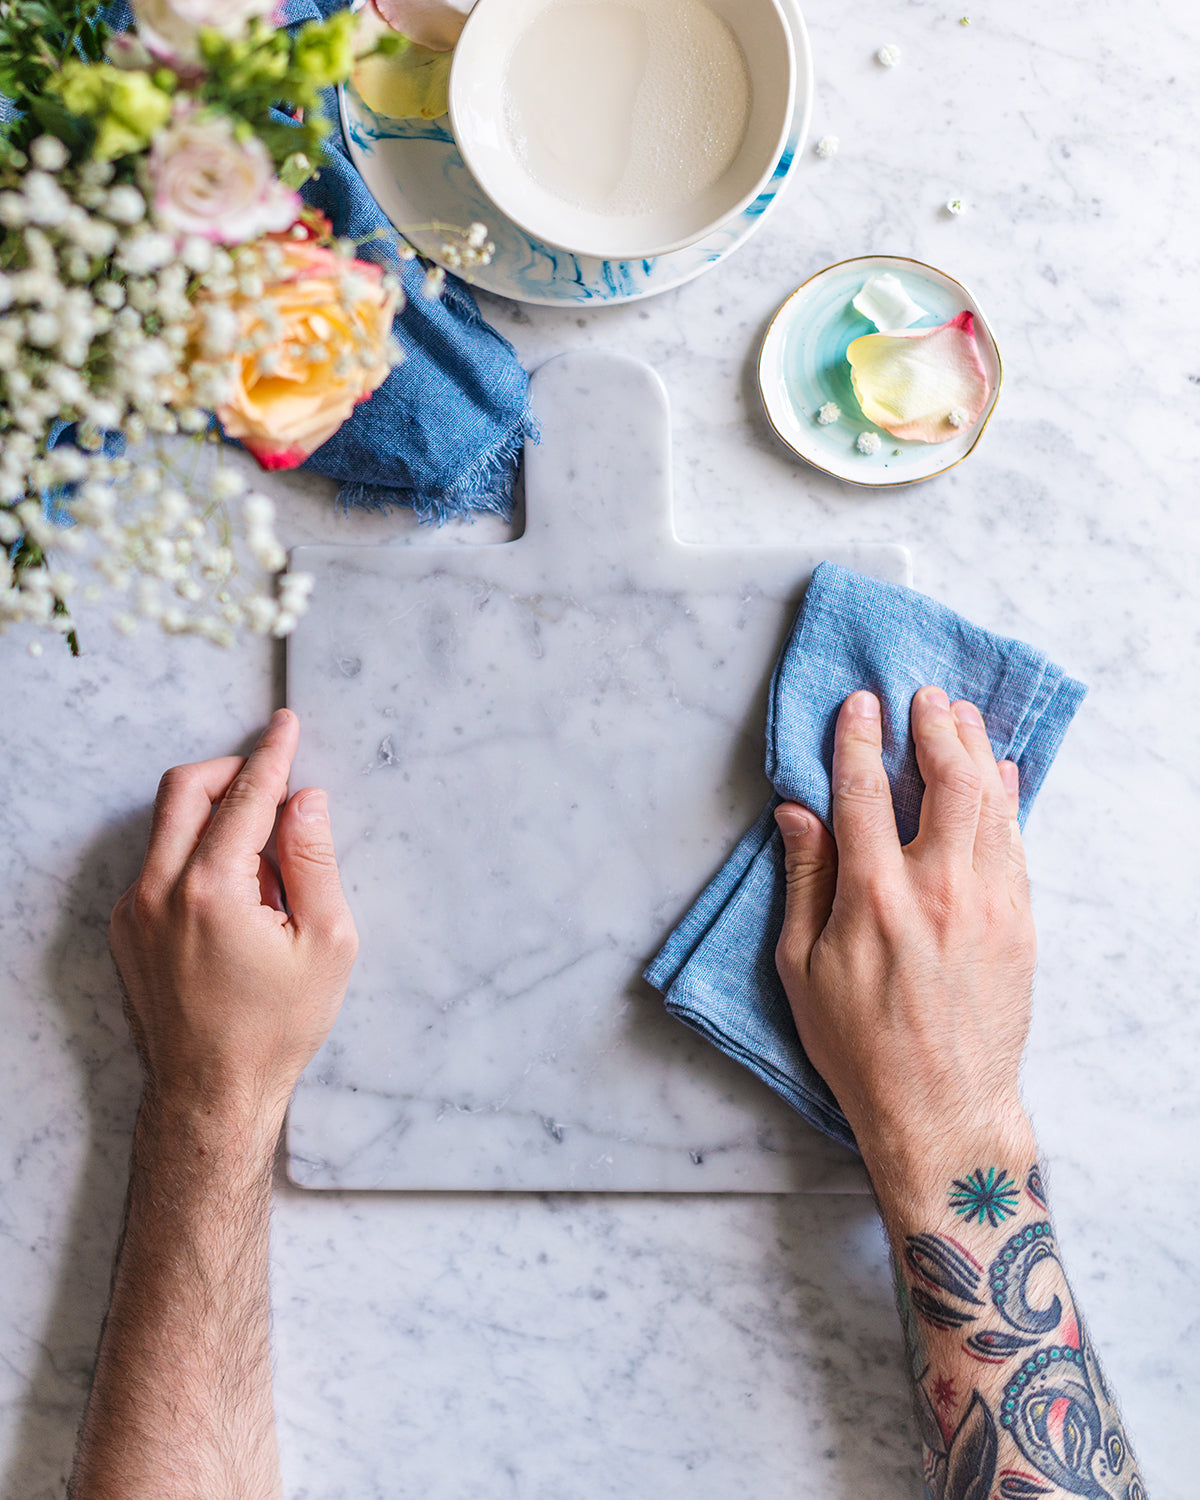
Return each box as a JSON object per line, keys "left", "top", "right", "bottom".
{"left": 774, "top": 686, "right": 1038, "bottom": 1203}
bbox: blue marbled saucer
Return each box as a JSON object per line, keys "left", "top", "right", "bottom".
{"left": 758, "top": 255, "right": 1003, "bottom": 487}
{"left": 338, "top": 0, "right": 813, "bottom": 307}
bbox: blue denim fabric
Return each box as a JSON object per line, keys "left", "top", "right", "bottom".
{"left": 284, "top": 0, "right": 533, "bottom": 519}
{"left": 645, "top": 563, "right": 1088, "bottom": 1152}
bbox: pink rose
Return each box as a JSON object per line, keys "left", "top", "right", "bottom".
{"left": 149, "top": 110, "right": 300, "bottom": 245}
{"left": 203, "top": 238, "right": 400, "bottom": 469}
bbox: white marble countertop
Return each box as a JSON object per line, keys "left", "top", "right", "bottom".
{"left": 3, "top": 1, "right": 1197, "bottom": 1495}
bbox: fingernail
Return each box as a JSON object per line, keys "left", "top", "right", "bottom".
{"left": 921, "top": 686, "right": 950, "bottom": 711}
{"left": 296, "top": 789, "right": 327, "bottom": 822}
{"left": 775, "top": 805, "right": 812, "bottom": 840}
{"left": 953, "top": 700, "right": 983, "bottom": 727}
{"left": 269, "top": 708, "right": 292, "bottom": 729}
{"left": 850, "top": 690, "right": 880, "bottom": 720}
{"left": 998, "top": 761, "right": 1019, "bottom": 797}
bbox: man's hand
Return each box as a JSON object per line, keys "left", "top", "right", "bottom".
{"left": 109, "top": 707, "right": 358, "bottom": 1136}
{"left": 73, "top": 711, "right": 356, "bottom": 1500}
{"left": 775, "top": 689, "right": 1143, "bottom": 1498}
{"left": 774, "top": 686, "right": 1037, "bottom": 1201}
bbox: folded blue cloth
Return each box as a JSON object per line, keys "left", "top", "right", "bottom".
{"left": 286, "top": 0, "right": 534, "bottom": 520}
{"left": 645, "top": 562, "right": 1088, "bottom": 1152}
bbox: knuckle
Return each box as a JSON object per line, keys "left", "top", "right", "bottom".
{"left": 127, "top": 879, "right": 162, "bottom": 929}
{"left": 936, "top": 761, "right": 983, "bottom": 805}
{"left": 324, "top": 913, "right": 359, "bottom": 961}
{"left": 176, "top": 861, "right": 218, "bottom": 911}
{"left": 156, "top": 763, "right": 197, "bottom": 802}
{"left": 220, "top": 774, "right": 270, "bottom": 813}
{"left": 782, "top": 845, "right": 821, "bottom": 887}
{"left": 833, "top": 770, "right": 890, "bottom": 807}
{"left": 923, "top": 872, "right": 975, "bottom": 926}
{"left": 775, "top": 931, "right": 804, "bottom": 983}
{"left": 291, "top": 836, "right": 338, "bottom": 869}
{"left": 108, "top": 891, "right": 132, "bottom": 945}
{"left": 849, "top": 868, "right": 903, "bottom": 926}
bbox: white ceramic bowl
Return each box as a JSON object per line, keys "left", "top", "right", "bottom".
{"left": 448, "top": 0, "right": 796, "bottom": 261}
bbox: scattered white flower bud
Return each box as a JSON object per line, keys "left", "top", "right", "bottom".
{"left": 856, "top": 431, "right": 883, "bottom": 455}
{"left": 211, "top": 470, "right": 246, "bottom": 501}
{"left": 104, "top": 185, "right": 146, "bottom": 225}
{"left": 30, "top": 136, "right": 69, "bottom": 173}
{"left": 876, "top": 44, "right": 901, "bottom": 67}
{"left": 23, "top": 172, "right": 71, "bottom": 227}
{"left": 0, "top": 193, "right": 29, "bottom": 227}
{"left": 25, "top": 311, "right": 59, "bottom": 347}
{"left": 116, "top": 232, "right": 174, "bottom": 275}
{"left": 814, "top": 135, "right": 839, "bottom": 160}
{"left": 180, "top": 236, "right": 215, "bottom": 274}
{"left": 945, "top": 196, "right": 968, "bottom": 216}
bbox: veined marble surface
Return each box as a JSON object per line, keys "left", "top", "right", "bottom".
{"left": 287, "top": 351, "right": 908, "bottom": 1191}
{"left": 2, "top": 1, "right": 1197, "bottom": 1495}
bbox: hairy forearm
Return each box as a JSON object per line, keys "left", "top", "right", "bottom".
{"left": 69, "top": 1096, "right": 285, "bottom": 1500}
{"left": 867, "top": 1120, "right": 1145, "bottom": 1500}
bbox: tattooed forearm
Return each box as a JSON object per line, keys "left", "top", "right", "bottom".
{"left": 894, "top": 1163, "right": 1144, "bottom": 1500}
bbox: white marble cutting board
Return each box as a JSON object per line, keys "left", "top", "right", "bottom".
{"left": 286, "top": 351, "right": 910, "bottom": 1190}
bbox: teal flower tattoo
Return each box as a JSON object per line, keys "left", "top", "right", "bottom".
{"left": 949, "top": 1167, "right": 1020, "bottom": 1228}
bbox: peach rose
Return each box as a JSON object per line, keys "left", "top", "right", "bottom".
{"left": 212, "top": 238, "right": 400, "bottom": 470}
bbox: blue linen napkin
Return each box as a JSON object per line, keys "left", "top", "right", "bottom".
{"left": 283, "top": 0, "right": 534, "bottom": 520}
{"left": 644, "top": 562, "right": 1088, "bottom": 1152}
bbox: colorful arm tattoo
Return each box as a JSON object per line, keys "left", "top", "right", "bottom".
{"left": 895, "top": 1164, "right": 1144, "bottom": 1500}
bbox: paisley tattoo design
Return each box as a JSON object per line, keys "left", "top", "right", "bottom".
{"left": 911, "top": 1287, "right": 977, "bottom": 1330}
{"left": 965, "top": 1328, "right": 1039, "bottom": 1362}
{"left": 1025, "top": 1164, "right": 1048, "bottom": 1209}
{"left": 949, "top": 1167, "right": 1021, "bottom": 1228}
{"left": 898, "top": 1166, "right": 1141, "bottom": 1500}
{"left": 1000, "top": 1340, "right": 1145, "bottom": 1499}
{"left": 998, "top": 1474, "right": 1053, "bottom": 1498}
{"left": 989, "top": 1222, "right": 1063, "bottom": 1335}
{"left": 905, "top": 1233, "right": 984, "bottom": 1305}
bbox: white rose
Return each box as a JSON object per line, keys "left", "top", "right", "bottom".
{"left": 132, "top": 0, "right": 276, "bottom": 62}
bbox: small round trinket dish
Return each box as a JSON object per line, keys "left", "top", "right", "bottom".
{"left": 758, "top": 254, "right": 1002, "bottom": 487}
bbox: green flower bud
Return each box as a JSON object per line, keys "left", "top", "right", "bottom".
{"left": 52, "top": 62, "right": 173, "bottom": 162}
{"left": 292, "top": 10, "right": 357, "bottom": 89}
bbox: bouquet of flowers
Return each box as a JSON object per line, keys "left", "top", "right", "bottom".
{"left": 0, "top": 0, "right": 479, "bottom": 652}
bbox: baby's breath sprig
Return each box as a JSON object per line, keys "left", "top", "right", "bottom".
{"left": 0, "top": 150, "right": 296, "bottom": 650}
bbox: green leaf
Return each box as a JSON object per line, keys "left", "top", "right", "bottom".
{"left": 28, "top": 94, "right": 95, "bottom": 156}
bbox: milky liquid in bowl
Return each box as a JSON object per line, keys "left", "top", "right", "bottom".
{"left": 502, "top": 0, "right": 751, "bottom": 220}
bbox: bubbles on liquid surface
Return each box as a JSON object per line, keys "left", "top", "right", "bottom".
{"left": 503, "top": 0, "right": 752, "bottom": 219}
